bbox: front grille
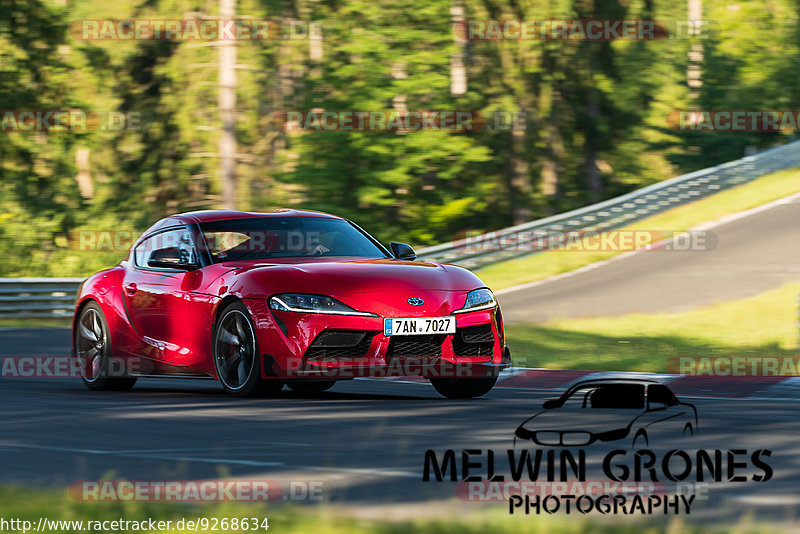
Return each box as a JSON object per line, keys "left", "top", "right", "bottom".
{"left": 387, "top": 334, "right": 445, "bottom": 359}
{"left": 452, "top": 325, "right": 495, "bottom": 358}
{"left": 305, "top": 330, "right": 375, "bottom": 361}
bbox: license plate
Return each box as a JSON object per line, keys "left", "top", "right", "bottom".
{"left": 383, "top": 317, "right": 456, "bottom": 336}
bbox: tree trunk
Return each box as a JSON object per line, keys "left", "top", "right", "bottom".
{"left": 218, "top": 0, "right": 237, "bottom": 209}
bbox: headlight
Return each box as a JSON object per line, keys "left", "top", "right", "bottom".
{"left": 452, "top": 288, "right": 497, "bottom": 314}
{"left": 269, "top": 293, "right": 376, "bottom": 317}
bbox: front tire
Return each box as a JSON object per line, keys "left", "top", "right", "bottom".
{"left": 213, "top": 301, "right": 283, "bottom": 397}
{"left": 75, "top": 302, "right": 137, "bottom": 391}
{"left": 430, "top": 376, "right": 498, "bottom": 399}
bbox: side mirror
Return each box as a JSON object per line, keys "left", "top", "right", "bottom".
{"left": 648, "top": 401, "right": 668, "bottom": 412}
{"left": 390, "top": 242, "right": 417, "bottom": 261}
{"left": 147, "top": 247, "right": 198, "bottom": 271}
{"left": 542, "top": 399, "right": 559, "bottom": 409}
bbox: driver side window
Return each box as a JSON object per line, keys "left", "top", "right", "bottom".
{"left": 133, "top": 228, "right": 196, "bottom": 269}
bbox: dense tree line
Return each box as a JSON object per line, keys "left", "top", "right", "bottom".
{"left": 0, "top": 0, "right": 797, "bottom": 276}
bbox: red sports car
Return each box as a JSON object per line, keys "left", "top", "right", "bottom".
{"left": 72, "top": 210, "right": 510, "bottom": 398}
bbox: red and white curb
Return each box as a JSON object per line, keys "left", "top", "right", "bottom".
{"left": 499, "top": 368, "right": 800, "bottom": 400}
{"left": 373, "top": 367, "right": 800, "bottom": 401}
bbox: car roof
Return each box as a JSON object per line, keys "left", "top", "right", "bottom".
{"left": 143, "top": 209, "right": 342, "bottom": 235}
{"left": 179, "top": 209, "right": 340, "bottom": 224}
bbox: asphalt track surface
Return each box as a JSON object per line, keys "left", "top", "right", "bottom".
{"left": 2, "top": 195, "right": 800, "bottom": 525}
{"left": 497, "top": 193, "right": 800, "bottom": 323}
{"left": 1, "top": 332, "right": 799, "bottom": 525}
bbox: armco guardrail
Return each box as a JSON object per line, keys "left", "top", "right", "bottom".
{"left": 2, "top": 140, "right": 800, "bottom": 319}
{"left": 0, "top": 278, "right": 83, "bottom": 319}
{"left": 416, "top": 139, "right": 800, "bottom": 269}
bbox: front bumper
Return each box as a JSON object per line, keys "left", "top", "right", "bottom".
{"left": 246, "top": 299, "right": 510, "bottom": 380}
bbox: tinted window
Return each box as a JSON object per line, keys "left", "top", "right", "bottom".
{"left": 198, "top": 217, "right": 389, "bottom": 262}
{"left": 133, "top": 228, "right": 197, "bottom": 269}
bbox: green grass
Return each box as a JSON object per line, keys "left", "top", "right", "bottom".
{"left": 0, "top": 317, "right": 71, "bottom": 328}
{"left": 506, "top": 282, "right": 800, "bottom": 372}
{"left": 479, "top": 167, "right": 800, "bottom": 291}
{"left": 0, "top": 486, "right": 777, "bottom": 533}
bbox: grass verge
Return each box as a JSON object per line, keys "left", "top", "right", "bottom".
{"left": 0, "top": 486, "right": 777, "bottom": 533}
{"left": 505, "top": 282, "right": 800, "bottom": 372}
{"left": 0, "top": 318, "right": 71, "bottom": 328}
{"left": 479, "top": 167, "right": 800, "bottom": 291}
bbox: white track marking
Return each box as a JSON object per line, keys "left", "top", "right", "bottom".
{"left": 496, "top": 190, "right": 800, "bottom": 296}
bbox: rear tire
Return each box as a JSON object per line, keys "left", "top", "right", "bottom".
{"left": 287, "top": 380, "right": 336, "bottom": 394}
{"left": 75, "top": 302, "right": 137, "bottom": 391}
{"left": 430, "top": 376, "right": 497, "bottom": 399}
{"left": 213, "top": 301, "right": 283, "bottom": 397}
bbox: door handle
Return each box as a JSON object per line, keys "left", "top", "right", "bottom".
{"left": 125, "top": 283, "right": 137, "bottom": 295}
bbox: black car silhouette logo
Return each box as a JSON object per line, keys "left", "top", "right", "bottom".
{"left": 514, "top": 379, "right": 698, "bottom": 448}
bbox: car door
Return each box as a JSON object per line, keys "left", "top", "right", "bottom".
{"left": 122, "top": 227, "right": 197, "bottom": 364}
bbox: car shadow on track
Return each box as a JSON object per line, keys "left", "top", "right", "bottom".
{"left": 34, "top": 381, "right": 441, "bottom": 401}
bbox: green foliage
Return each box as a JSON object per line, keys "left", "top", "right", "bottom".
{"left": 1, "top": 0, "right": 799, "bottom": 276}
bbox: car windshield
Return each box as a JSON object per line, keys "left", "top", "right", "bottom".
{"left": 561, "top": 383, "right": 646, "bottom": 410}
{"left": 198, "top": 216, "right": 390, "bottom": 262}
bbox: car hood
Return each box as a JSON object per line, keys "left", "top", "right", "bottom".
{"left": 517, "top": 409, "right": 643, "bottom": 435}
{"left": 212, "top": 258, "right": 490, "bottom": 316}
